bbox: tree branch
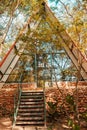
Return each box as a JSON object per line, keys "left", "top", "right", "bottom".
{"left": 59, "top": 0, "right": 73, "bottom": 18}
{"left": 1, "top": 0, "right": 20, "bottom": 44}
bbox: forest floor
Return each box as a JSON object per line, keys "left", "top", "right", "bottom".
{"left": 0, "top": 117, "right": 87, "bottom": 130}
{"left": 0, "top": 82, "right": 87, "bottom": 130}
{"left": 0, "top": 117, "right": 12, "bottom": 130}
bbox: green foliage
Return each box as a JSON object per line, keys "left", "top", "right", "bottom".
{"left": 72, "top": 124, "right": 80, "bottom": 130}
{"left": 66, "top": 94, "right": 76, "bottom": 111}
{"left": 82, "top": 112, "right": 87, "bottom": 121}
{"left": 47, "top": 101, "right": 57, "bottom": 111}
{"left": 0, "top": 42, "right": 12, "bottom": 61}
{"left": 68, "top": 119, "right": 80, "bottom": 130}
{"left": 66, "top": 94, "right": 74, "bottom": 106}
{"left": 47, "top": 100, "right": 58, "bottom": 119}
{"left": 68, "top": 119, "right": 73, "bottom": 127}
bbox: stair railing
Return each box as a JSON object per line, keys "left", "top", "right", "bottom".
{"left": 13, "top": 74, "right": 23, "bottom": 127}
{"left": 43, "top": 85, "right": 47, "bottom": 127}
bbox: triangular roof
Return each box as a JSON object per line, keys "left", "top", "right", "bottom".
{"left": 0, "top": 2, "right": 87, "bottom": 87}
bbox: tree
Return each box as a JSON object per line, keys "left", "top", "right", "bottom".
{"left": 49, "top": 0, "right": 87, "bottom": 56}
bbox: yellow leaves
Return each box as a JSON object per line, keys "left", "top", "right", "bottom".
{"left": 67, "top": 8, "right": 87, "bottom": 55}
{"left": 19, "top": 15, "right": 64, "bottom": 53}
{"left": 0, "top": 42, "right": 12, "bottom": 59}
{"left": 29, "top": 0, "right": 47, "bottom": 17}
{"left": 20, "top": 0, "right": 30, "bottom": 6}
{"left": 30, "top": 0, "right": 43, "bottom": 10}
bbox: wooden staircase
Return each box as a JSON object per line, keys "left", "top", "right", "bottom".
{"left": 15, "top": 91, "right": 45, "bottom": 127}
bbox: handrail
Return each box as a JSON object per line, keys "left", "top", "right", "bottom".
{"left": 13, "top": 74, "right": 23, "bottom": 128}
{"left": 43, "top": 85, "right": 46, "bottom": 127}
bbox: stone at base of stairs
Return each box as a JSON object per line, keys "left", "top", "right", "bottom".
{"left": 12, "top": 126, "right": 47, "bottom": 130}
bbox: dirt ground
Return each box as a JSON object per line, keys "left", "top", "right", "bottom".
{"left": 0, "top": 118, "right": 12, "bottom": 130}
{"left": 0, "top": 117, "right": 87, "bottom": 130}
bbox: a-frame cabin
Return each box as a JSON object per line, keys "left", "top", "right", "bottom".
{"left": 0, "top": 1, "right": 87, "bottom": 129}
{"left": 0, "top": 2, "right": 87, "bottom": 87}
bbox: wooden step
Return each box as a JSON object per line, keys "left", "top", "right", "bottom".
{"left": 19, "top": 105, "right": 44, "bottom": 109}
{"left": 17, "top": 112, "right": 44, "bottom": 117}
{"left": 21, "top": 95, "right": 44, "bottom": 99}
{"left": 18, "top": 108, "right": 44, "bottom": 112}
{"left": 22, "top": 90, "right": 43, "bottom": 92}
{"left": 20, "top": 98, "right": 44, "bottom": 102}
{"left": 17, "top": 117, "right": 44, "bottom": 121}
{"left": 21, "top": 91, "right": 44, "bottom": 95}
{"left": 21, "top": 92, "right": 44, "bottom": 94}
{"left": 16, "top": 121, "right": 44, "bottom": 126}
{"left": 20, "top": 102, "right": 43, "bottom": 105}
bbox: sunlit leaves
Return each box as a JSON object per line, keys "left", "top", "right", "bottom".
{"left": 68, "top": 119, "right": 73, "bottom": 127}
{"left": 0, "top": 42, "right": 12, "bottom": 61}
{"left": 48, "top": 0, "right": 87, "bottom": 56}
{"left": 72, "top": 124, "right": 80, "bottom": 130}
{"left": 67, "top": 9, "right": 87, "bottom": 53}
{"left": 68, "top": 119, "right": 80, "bottom": 130}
